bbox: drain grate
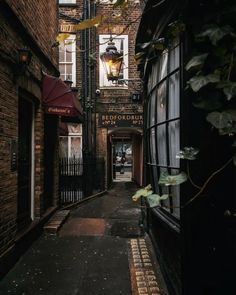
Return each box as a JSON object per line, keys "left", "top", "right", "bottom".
{"left": 110, "top": 221, "right": 142, "bottom": 238}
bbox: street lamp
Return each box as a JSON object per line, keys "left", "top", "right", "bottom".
{"left": 16, "top": 48, "right": 32, "bottom": 75}
{"left": 100, "top": 37, "right": 123, "bottom": 82}
{"left": 18, "top": 48, "right": 32, "bottom": 66}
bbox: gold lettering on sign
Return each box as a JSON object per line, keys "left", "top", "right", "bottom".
{"left": 99, "top": 113, "right": 143, "bottom": 127}
{"left": 59, "top": 24, "right": 77, "bottom": 33}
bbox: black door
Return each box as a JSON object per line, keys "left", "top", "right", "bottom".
{"left": 18, "top": 99, "right": 33, "bottom": 230}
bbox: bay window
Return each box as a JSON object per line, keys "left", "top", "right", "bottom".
{"left": 146, "top": 38, "right": 181, "bottom": 218}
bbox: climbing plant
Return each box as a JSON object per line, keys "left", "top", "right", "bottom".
{"left": 133, "top": 1, "right": 236, "bottom": 208}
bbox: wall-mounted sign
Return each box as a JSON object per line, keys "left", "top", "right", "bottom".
{"left": 98, "top": 113, "right": 143, "bottom": 128}
{"left": 59, "top": 23, "right": 77, "bottom": 33}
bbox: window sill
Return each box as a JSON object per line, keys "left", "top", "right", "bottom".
{"left": 151, "top": 207, "right": 180, "bottom": 234}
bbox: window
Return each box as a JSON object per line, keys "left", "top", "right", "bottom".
{"left": 59, "top": 34, "right": 76, "bottom": 86}
{"left": 99, "top": 34, "right": 128, "bottom": 88}
{"left": 59, "top": 123, "right": 82, "bottom": 158}
{"left": 59, "top": 0, "right": 76, "bottom": 4}
{"left": 146, "top": 39, "right": 180, "bottom": 218}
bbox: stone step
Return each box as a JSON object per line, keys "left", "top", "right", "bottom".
{"left": 44, "top": 210, "right": 70, "bottom": 234}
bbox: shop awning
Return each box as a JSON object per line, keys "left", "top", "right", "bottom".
{"left": 42, "top": 74, "right": 83, "bottom": 122}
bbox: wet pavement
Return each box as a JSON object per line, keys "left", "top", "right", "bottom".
{"left": 0, "top": 182, "right": 168, "bottom": 295}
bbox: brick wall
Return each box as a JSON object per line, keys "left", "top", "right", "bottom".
{"left": 5, "top": 0, "right": 58, "bottom": 66}
{"left": 0, "top": 0, "right": 59, "bottom": 257}
{"left": 95, "top": 1, "right": 143, "bottom": 187}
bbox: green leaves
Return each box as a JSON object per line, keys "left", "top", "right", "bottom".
{"left": 206, "top": 111, "right": 233, "bottom": 129}
{"left": 206, "top": 111, "right": 236, "bottom": 135}
{"left": 196, "top": 25, "right": 232, "bottom": 45}
{"left": 75, "top": 15, "right": 102, "bottom": 30}
{"left": 158, "top": 172, "right": 188, "bottom": 186}
{"left": 113, "top": 0, "right": 127, "bottom": 9}
{"left": 185, "top": 54, "right": 208, "bottom": 71}
{"left": 146, "top": 194, "right": 169, "bottom": 208}
{"left": 132, "top": 184, "right": 153, "bottom": 201}
{"left": 176, "top": 147, "right": 199, "bottom": 160}
{"left": 217, "top": 81, "right": 236, "bottom": 100}
{"left": 167, "top": 20, "right": 186, "bottom": 38}
{"left": 188, "top": 73, "right": 220, "bottom": 92}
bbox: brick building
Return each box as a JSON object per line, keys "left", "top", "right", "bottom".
{"left": 58, "top": 0, "right": 144, "bottom": 187}
{"left": 95, "top": 0, "right": 143, "bottom": 186}
{"left": 0, "top": 0, "right": 59, "bottom": 274}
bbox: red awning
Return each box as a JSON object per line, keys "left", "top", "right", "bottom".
{"left": 42, "top": 74, "right": 83, "bottom": 121}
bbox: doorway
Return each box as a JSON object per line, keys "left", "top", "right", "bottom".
{"left": 18, "top": 98, "right": 34, "bottom": 230}
{"left": 112, "top": 139, "right": 132, "bottom": 182}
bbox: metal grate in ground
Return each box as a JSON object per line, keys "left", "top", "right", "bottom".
{"left": 128, "top": 238, "right": 161, "bottom": 295}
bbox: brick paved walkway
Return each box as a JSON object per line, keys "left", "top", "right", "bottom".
{"left": 0, "top": 182, "right": 168, "bottom": 295}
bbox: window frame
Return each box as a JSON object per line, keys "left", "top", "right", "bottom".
{"left": 59, "top": 0, "right": 76, "bottom": 4}
{"left": 99, "top": 34, "right": 128, "bottom": 88}
{"left": 146, "top": 39, "right": 181, "bottom": 220}
{"left": 59, "top": 34, "right": 76, "bottom": 87}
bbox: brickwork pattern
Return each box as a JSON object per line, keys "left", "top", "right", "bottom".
{"left": 0, "top": 0, "right": 59, "bottom": 256}
{"left": 6, "top": 0, "right": 58, "bottom": 66}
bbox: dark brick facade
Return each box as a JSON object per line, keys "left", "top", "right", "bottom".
{"left": 0, "top": 0, "right": 59, "bottom": 263}
{"left": 58, "top": 0, "right": 143, "bottom": 187}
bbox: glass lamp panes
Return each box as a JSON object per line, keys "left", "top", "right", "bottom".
{"left": 99, "top": 35, "right": 128, "bottom": 87}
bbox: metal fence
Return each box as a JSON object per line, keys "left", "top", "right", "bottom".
{"left": 59, "top": 157, "right": 105, "bottom": 204}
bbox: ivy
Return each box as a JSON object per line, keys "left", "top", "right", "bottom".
{"left": 188, "top": 73, "right": 220, "bottom": 92}
{"left": 158, "top": 171, "right": 188, "bottom": 186}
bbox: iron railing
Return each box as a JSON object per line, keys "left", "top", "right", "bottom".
{"left": 59, "top": 157, "right": 105, "bottom": 204}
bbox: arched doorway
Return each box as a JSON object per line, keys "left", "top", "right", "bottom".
{"left": 107, "top": 128, "right": 143, "bottom": 185}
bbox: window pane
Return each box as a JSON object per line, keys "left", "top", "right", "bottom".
{"left": 157, "top": 125, "right": 167, "bottom": 166}
{"left": 70, "top": 137, "right": 82, "bottom": 158}
{"left": 168, "top": 72, "right": 180, "bottom": 119}
{"left": 168, "top": 120, "right": 180, "bottom": 167}
{"left": 171, "top": 185, "right": 180, "bottom": 218}
{"left": 170, "top": 169, "right": 180, "bottom": 218}
{"left": 59, "top": 34, "right": 76, "bottom": 86}
{"left": 151, "top": 166, "right": 159, "bottom": 193}
{"left": 68, "top": 123, "right": 82, "bottom": 134}
{"left": 150, "top": 127, "right": 156, "bottom": 164}
{"left": 59, "top": 137, "right": 68, "bottom": 158}
{"left": 59, "top": 64, "right": 65, "bottom": 75}
{"left": 65, "top": 64, "right": 72, "bottom": 77}
{"left": 149, "top": 91, "right": 156, "bottom": 126}
{"left": 66, "top": 49, "right": 72, "bottom": 62}
{"left": 159, "top": 167, "right": 170, "bottom": 212}
{"left": 158, "top": 51, "right": 168, "bottom": 82}
{"left": 170, "top": 45, "right": 179, "bottom": 72}
{"left": 151, "top": 60, "right": 158, "bottom": 90}
{"left": 157, "top": 82, "right": 166, "bottom": 123}
{"left": 59, "top": 50, "right": 64, "bottom": 62}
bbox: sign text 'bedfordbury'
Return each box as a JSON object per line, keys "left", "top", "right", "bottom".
{"left": 99, "top": 114, "right": 143, "bottom": 127}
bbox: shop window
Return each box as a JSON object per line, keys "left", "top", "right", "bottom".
{"left": 99, "top": 34, "right": 128, "bottom": 88}
{"left": 146, "top": 39, "right": 180, "bottom": 218}
{"left": 59, "top": 34, "right": 76, "bottom": 86}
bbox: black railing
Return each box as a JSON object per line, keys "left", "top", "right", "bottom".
{"left": 59, "top": 157, "right": 105, "bottom": 204}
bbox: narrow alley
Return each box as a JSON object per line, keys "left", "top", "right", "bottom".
{"left": 0, "top": 183, "right": 168, "bottom": 295}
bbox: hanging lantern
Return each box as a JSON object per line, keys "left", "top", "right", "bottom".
{"left": 100, "top": 37, "right": 123, "bottom": 81}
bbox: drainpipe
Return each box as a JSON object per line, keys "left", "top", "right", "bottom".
{"left": 82, "top": 0, "right": 89, "bottom": 159}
